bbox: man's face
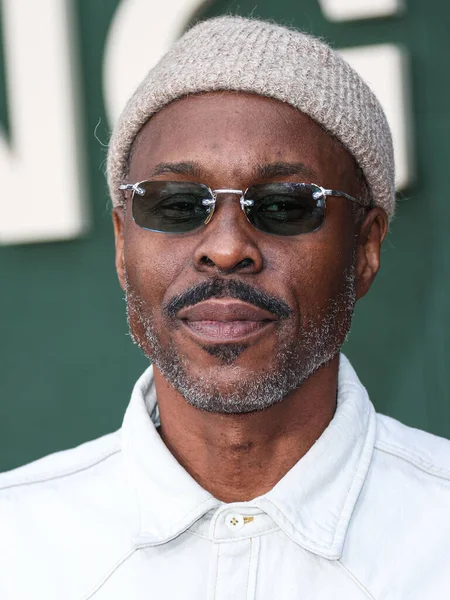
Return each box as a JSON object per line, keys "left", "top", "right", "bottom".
{"left": 113, "top": 92, "right": 380, "bottom": 413}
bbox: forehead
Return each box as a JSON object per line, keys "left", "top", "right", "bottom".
{"left": 128, "top": 92, "right": 358, "bottom": 189}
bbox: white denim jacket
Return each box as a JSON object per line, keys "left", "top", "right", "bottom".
{"left": 1, "top": 355, "right": 450, "bottom": 600}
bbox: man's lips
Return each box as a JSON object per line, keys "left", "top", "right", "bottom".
{"left": 178, "top": 299, "right": 277, "bottom": 322}
{"left": 177, "top": 300, "right": 278, "bottom": 343}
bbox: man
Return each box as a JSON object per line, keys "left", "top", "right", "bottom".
{"left": 1, "top": 15, "right": 449, "bottom": 599}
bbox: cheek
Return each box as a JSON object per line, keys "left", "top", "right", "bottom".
{"left": 268, "top": 232, "right": 355, "bottom": 319}
{"left": 123, "top": 226, "right": 193, "bottom": 308}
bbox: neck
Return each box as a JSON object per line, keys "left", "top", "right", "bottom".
{"left": 154, "top": 357, "right": 339, "bottom": 503}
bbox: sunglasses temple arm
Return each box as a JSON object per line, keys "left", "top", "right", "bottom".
{"left": 323, "top": 188, "right": 367, "bottom": 207}
{"left": 119, "top": 183, "right": 145, "bottom": 196}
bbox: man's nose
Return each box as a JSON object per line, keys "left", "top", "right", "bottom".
{"left": 193, "top": 198, "right": 264, "bottom": 275}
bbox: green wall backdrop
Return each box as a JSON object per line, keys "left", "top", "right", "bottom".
{"left": 1, "top": 0, "right": 449, "bottom": 471}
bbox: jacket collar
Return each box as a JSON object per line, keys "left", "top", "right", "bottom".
{"left": 121, "top": 367, "right": 220, "bottom": 546}
{"left": 122, "top": 355, "right": 376, "bottom": 559}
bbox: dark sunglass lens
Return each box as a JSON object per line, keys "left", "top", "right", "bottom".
{"left": 245, "top": 183, "right": 325, "bottom": 236}
{"left": 132, "top": 182, "right": 212, "bottom": 233}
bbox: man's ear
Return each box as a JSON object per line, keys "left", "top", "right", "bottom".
{"left": 112, "top": 206, "right": 126, "bottom": 291}
{"left": 355, "top": 207, "right": 389, "bottom": 300}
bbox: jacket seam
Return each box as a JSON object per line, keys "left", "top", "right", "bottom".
{"left": 78, "top": 547, "right": 137, "bottom": 600}
{"left": 0, "top": 448, "right": 121, "bottom": 492}
{"left": 337, "top": 561, "right": 377, "bottom": 599}
{"left": 375, "top": 441, "right": 450, "bottom": 481}
{"left": 245, "top": 538, "right": 253, "bottom": 600}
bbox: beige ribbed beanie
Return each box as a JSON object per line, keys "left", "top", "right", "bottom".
{"left": 107, "top": 16, "right": 395, "bottom": 218}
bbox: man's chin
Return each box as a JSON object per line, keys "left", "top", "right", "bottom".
{"left": 153, "top": 351, "right": 273, "bottom": 388}
{"left": 200, "top": 343, "right": 249, "bottom": 365}
{"left": 150, "top": 343, "right": 307, "bottom": 415}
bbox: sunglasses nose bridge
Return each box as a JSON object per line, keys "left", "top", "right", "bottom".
{"left": 201, "top": 189, "right": 245, "bottom": 226}
{"left": 210, "top": 188, "right": 255, "bottom": 216}
{"left": 211, "top": 188, "right": 244, "bottom": 200}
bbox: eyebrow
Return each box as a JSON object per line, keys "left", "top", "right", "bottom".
{"left": 150, "top": 160, "right": 318, "bottom": 181}
{"left": 151, "top": 162, "right": 203, "bottom": 178}
{"left": 255, "top": 162, "right": 318, "bottom": 180}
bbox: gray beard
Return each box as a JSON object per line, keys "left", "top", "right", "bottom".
{"left": 125, "top": 266, "right": 356, "bottom": 415}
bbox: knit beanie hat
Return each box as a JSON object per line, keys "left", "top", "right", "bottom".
{"left": 107, "top": 15, "right": 395, "bottom": 219}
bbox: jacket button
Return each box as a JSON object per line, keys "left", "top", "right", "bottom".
{"left": 225, "top": 512, "right": 245, "bottom": 531}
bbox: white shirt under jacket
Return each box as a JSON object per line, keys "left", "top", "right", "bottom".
{"left": 1, "top": 355, "right": 450, "bottom": 600}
